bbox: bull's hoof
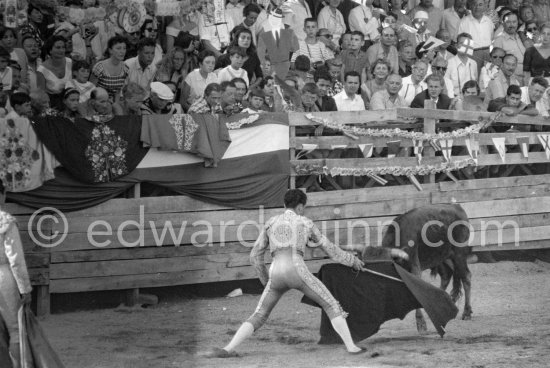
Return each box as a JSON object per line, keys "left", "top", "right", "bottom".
{"left": 416, "top": 318, "right": 428, "bottom": 334}
{"left": 462, "top": 313, "right": 472, "bottom": 320}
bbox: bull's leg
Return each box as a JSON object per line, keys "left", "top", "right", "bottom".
{"left": 438, "top": 264, "right": 452, "bottom": 292}
{"left": 461, "top": 269, "right": 473, "bottom": 320}
{"left": 410, "top": 260, "right": 428, "bottom": 333}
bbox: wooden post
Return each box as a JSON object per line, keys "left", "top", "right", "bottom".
{"left": 125, "top": 184, "right": 141, "bottom": 306}
{"left": 290, "top": 125, "right": 296, "bottom": 189}
{"left": 36, "top": 285, "right": 50, "bottom": 317}
{"left": 423, "top": 100, "right": 436, "bottom": 184}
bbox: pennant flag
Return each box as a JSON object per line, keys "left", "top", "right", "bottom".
{"left": 445, "top": 171, "right": 459, "bottom": 183}
{"left": 413, "top": 139, "right": 424, "bottom": 164}
{"left": 430, "top": 140, "right": 441, "bottom": 151}
{"left": 492, "top": 137, "right": 506, "bottom": 163}
{"left": 465, "top": 137, "right": 479, "bottom": 164}
{"left": 538, "top": 134, "right": 550, "bottom": 160}
{"left": 457, "top": 38, "right": 475, "bottom": 56}
{"left": 358, "top": 143, "right": 373, "bottom": 158}
{"left": 516, "top": 136, "right": 530, "bottom": 158}
{"left": 375, "top": 145, "right": 384, "bottom": 155}
{"left": 407, "top": 174, "right": 422, "bottom": 191}
{"left": 331, "top": 144, "right": 349, "bottom": 150}
{"left": 440, "top": 139, "right": 453, "bottom": 162}
{"left": 387, "top": 140, "right": 402, "bottom": 158}
{"left": 420, "top": 36, "right": 445, "bottom": 52}
{"left": 296, "top": 144, "right": 318, "bottom": 159}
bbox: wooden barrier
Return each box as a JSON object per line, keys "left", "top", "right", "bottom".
{"left": 3, "top": 109, "right": 550, "bottom": 316}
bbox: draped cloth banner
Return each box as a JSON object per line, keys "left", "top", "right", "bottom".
{"left": 7, "top": 114, "right": 290, "bottom": 211}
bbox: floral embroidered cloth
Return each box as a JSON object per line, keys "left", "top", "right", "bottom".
{"left": 31, "top": 116, "right": 149, "bottom": 183}
{"left": 141, "top": 114, "right": 231, "bottom": 167}
{"left": 0, "top": 118, "right": 57, "bottom": 192}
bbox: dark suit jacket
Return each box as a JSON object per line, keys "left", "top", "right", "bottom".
{"left": 316, "top": 96, "right": 338, "bottom": 112}
{"left": 410, "top": 90, "right": 452, "bottom": 110}
{"left": 257, "top": 28, "right": 299, "bottom": 79}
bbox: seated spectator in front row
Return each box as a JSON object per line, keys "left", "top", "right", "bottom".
{"left": 370, "top": 74, "right": 407, "bottom": 110}
{"left": 520, "top": 77, "right": 549, "bottom": 117}
{"left": 411, "top": 74, "right": 452, "bottom": 109}
{"left": 114, "top": 82, "right": 147, "bottom": 115}
{"left": 6, "top": 92, "right": 32, "bottom": 118}
{"left": 313, "top": 70, "right": 337, "bottom": 112}
{"left": 488, "top": 85, "right": 538, "bottom": 117}
{"left": 333, "top": 71, "right": 365, "bottom": 111}
{"left": 300, "top": 83, "right": 322, "bottom": 112}
{"left": 242, "top": 87, "right": 266, "bottom": 114}
{"left": 220, "top": 81, "right": 241, "bottom": 116}
{"left": 188, "top": 83, "right": 223, "bottom": 114}
{"left": 59, "top": 88, "right": 80, "bottom": 121}
{"left": 65, "top": 59, "right": 95, "bottom": 103}
{"left": 232, "top": 77, "right": 248, "bottom": 112}
{"left": 399, "top": 60, "right": 428, "bottom": 106}
{"left": 460, "top": 80, "right": 485, "bottom": 112}
{"left": 78, "top": 87, "right": 116, "bottom": 120}
{"left": 218, "top": 47, "right": 249, "bottom": 87}
{"left": 141, "top": 81, "right": 180, "bottom": 115}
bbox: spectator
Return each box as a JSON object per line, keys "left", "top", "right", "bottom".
{"left": 218, "top": 47, "right": 250, "bottom": 87}
{"left": 370, "top": 74, "right": 407, "bottom": 110}
{"left": 398, "top": 40, "right": 415, "bottom": 77}
{"left": 114, "top": 83, "right": 147, "bottom": 116}
{"left": 259, "top": 76, "right": 275, "bottom": 111}
{"left": 78, "top": 87, "right": 117, "bottom": 119}
{"left": 348, "top": 2, "right": 380, "bottom": 43}
{"left": 242, "top": 87, "right": 266, "bottom": 113}
{"left": 402, "top": 11, "right": 432, "bottom": 49}
{"left": 520, "top": 77, "right": 550, "bottom": 116}
{"left": 318, "top": 0, "right": 346, "bottom": 45}
{"left": 399, "top": 60, "right": 428, "bottom": 106}
{"left": 90, "top": 4, "right": 120, "bottom": 62}
{"left": 19, "top": 3, "right": 46, "bottom": 49}
{"left": 216, "top": 28, "right": 263, "bottom": 87}
{"left": 198, "top": 3, "right": 235, "bottom": 57}
{"left": 182, "top": 50, "right": 218, "bottom": 111}
{"left": 226, "top": 0, "right": 245, "bottom": 29}
{"left": 0, "top": 209, "right": 32, "bottom": 368}
{"left": 488, "top": 84, "right": 538, "bottom": 117}
{"left": 493, "top": 12, "right": 526, "bottom": 82}
{"left": 446, "top": 33, "right": 478, "bottom": 96}
{"left": 188, "top": 82, "right": 223, "bottom": 114}
{"left": 408, "top": 0, "right": 443, "bottom": 36}
{"left": 532, "top": 0, "right": 550, "bottom": 25}
{"left": 484, "top": 54, "right": 521, "bottom": 105}
{"left": 523, "top": 23, "right": 550, "bottom": 85}
{"left": 232, "top": 77, "right": 248, "bottom": 112}
{"left": 8, "top": 62, "right": 23, "bottom": 94}
{"left": 326, "top": 58, "right": 344, "bottom": 96}
{"left": 442, "top": 0, "right": 468, "bottom": 42}
{"left": 29, "top": 90, "right": 51, "bottom": 116}
{"left": 333, "top": 71, "right": 365, "bottom": 111}
{"left": 0, "top": 27, "right": 26, "bottom": 82}
{"left": 363, "top": 58, "right": 392, "bottom": 102}
{"left": 233, "top": 4, "right": 263, "bottom": 45}
{"left": 59, "top": 88, "right": 81, "bottom": 122}
{"left": 291, "top": 18, "right": 334, "bottom": 69}
{"left": 300, "top": 82, "right": 321, "bottom": 112}
{"left": 125, "top": 38, "right": 157, "bottom": 94}
{"left": 65, "top": 60, "right": 95, "bottom": 103}
{"left": 430, "top": 56, "right": 454, "bottom": 98}
{"left": 292, "top": 55, "right": 314, "bottom": 90}
{"left": 458, "top": 0, "right": 493, "bottom": 75}
{"left": 313, "top": 70, "right": 337, "bottom": 111}
{"left": 154, "top": 47, "right": 188, "bottom": 94}
{"left": 6, "top": 92, "right": 32, "bottom": 119}
{"left": 462, "top": 80, "right": 481, "bottom": 96}
{"left": 21, "top": 35, "right": 41, "bottom": 93}
{"left": 479, "top": 47, "right": 505, "bottom": 94}
{"left": 366, "top": 26, "right": 399, "bottom": 79}
{"left": 340, "top": 31, "right": 369, "bottom": 78}
{"left": 0, "top": 47, "right": 13, "bottom": 92}
{"left": 219, "top": 81, "right": 241, "bottom": 116}
{"left": 90, "top": 36, "right": 129, "bottom": 101}
{"left": 282, "top": 0, "right": 314, "bottom": 41}
{"left": 435, "top": 29, "right": 455, "bottom": 62}
{"left": 141, "top": 82, "right": 179, "bottom": 115}
{"left": 36, "top": 36, "right": 72, "bottom": 109}
{"left": 411, "top": 74, "right": 452, "bottom": 109}
{"left": 165, "top": 0, "right": 199, "bottom": 54}
{"left": 140, "top": 18, "right": 163, "bottom": 67}
{"left": 317, "top": 28, "right": 340, "bottom": 54}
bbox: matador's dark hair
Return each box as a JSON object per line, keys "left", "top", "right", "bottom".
{"left": 284, "top": 189, "right": 307, "bottom": 208}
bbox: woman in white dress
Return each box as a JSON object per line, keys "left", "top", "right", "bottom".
{"left": 37, "top": 35, "right": 73, "bottom": 110}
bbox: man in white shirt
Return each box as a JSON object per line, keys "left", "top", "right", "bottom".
{"left": 281, "top": 0, "right": 312, "bottom": 41}
{"left": 348, "top": 1, "right": 380, "bottom": 42}
{"left": 317, "top": 0, "right": 346, "bottom": 45}
{"left": 445, "top": 33, "right": 478, "bottom": 96}
{"left": 492, "top": 12, "right": 526, "bottom": 82}
{"left": 399, "top": 60, "right": 428, "bottom": 106}
{"left": 442, "top": 0, "right": 468, "bottom": 42}
{"left": 333, "top": 71, "right": 365, "bottom": 110}
{"left": 125, "top": 38, "right": 157, "bottom": 94}
{"left": 457, "top": 0, "right": 493, "bottom": 75}
{"left": 371, "top": 74, "right": 407, "bottom": 110}
{"left": 520, "top": 77, "right": 549, "bottom": 116}
{"left": 198, "top": 10, "right": 235, "bottom": 57}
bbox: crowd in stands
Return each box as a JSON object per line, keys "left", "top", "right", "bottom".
{"left": 2, "top": 0, "right": 550, "bottom": 121}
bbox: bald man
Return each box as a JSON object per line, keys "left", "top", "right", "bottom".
{"left": 370, "top": 74, "right": 407, "bottom": 110}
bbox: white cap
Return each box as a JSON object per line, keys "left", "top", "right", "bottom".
{"left": 150, "top": 82, "right": 174, "bottom": 101}
{"left": 414, "top": 10, "right": 429, "bottom": 20}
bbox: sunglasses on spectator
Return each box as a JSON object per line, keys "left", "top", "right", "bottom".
{"left": 527, "top": 27, "right": 538, "bottom": 32}
{"left": 146, "top": 28, "right": 156, "bottom": 32}
{"left": 433, "top": 66, "right": 447, "bottom": 72}
{"left": 319, "top": 34, "right": 333, "bottom": 39}
{"left": 492, "top": 55, "right": 504, "bottom": 60}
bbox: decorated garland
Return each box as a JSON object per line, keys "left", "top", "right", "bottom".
{"left": 225, "top": 114, "right": 260, "bottom": 130}
{"left": 304, "top": 114, "right": 494, "bottom": 141}
{"left": 294, "top": 157, "right": 477, "bottom": 177}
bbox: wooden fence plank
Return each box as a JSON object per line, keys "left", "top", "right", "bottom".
{"left": 437, "top": 174, "right": 550, "bottom": 192}
{"left": 462, "top": 197, "right": 550, "bottom": 218}
{"left": 432, "top": 183, "right": 550, "bottom": 204}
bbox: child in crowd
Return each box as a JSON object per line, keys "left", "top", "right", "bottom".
{"left": 242, "top": 87, "right": 266, "bottom": 113}
{"left": 65, "top": 59, "right": 95, "bottom": 103}
{"left": 218, "top": 46, "right": 249, "bottom": 87}
{"left": 261, "top": 57, "right": 272, "bottom": 77}
{"left": 6, "top": 92, "right": 32, "bottom": 118}
{"left": 291, "top": 18, "right": 334, "bottom": 69}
